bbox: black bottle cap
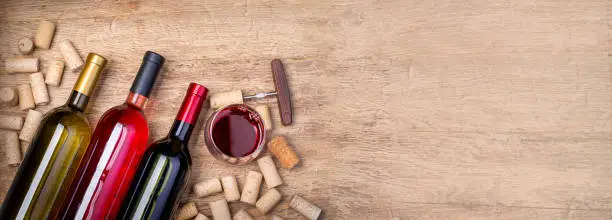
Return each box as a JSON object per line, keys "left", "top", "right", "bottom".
{"left": 130, "top": 51, "right": 165, "bottom": 97}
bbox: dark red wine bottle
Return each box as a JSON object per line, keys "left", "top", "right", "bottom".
{"left": 58, "top": 51, "right": 165, "bottom": 220}
{"left": 118, "top": 83, "right": 208, "bottom": 220}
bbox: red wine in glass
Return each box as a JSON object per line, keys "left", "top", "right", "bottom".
{"left": 205, "top": 104, "right": 266, "bottom": 165}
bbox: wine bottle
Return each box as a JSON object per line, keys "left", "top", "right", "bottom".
{"left": 0, "top": 53, "right": 107, "bottom": 220}
{"left": 118, "top": 83, "right": 208, "bottom": 220}
{"left": 58, "top": 51, "right": 165, "bottom": 220}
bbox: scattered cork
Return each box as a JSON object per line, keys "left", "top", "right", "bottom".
{"left": 256, "top": 188, "right": 282, "bottom": 214}
{"left": 2, "top": 131, "right": 22, "bottom": 167}
{"left": 210, "top": 90, "right": 243, "bottom": 109}
{"left": 5, "top": 58, "right": 39, "bottom": 73}
{"left": 209, "top": 199, "right": 231, "bottom": 220}
{"left": 233, "top": 209, "right": 254, "bottom": 220}
{"left": 19, "top": 110, "right": 43, "bottom": 142}
{"left": 58, "top": 39, "right": 84, "bottom": 72}
{"left": 257, "top": 155, "right": 283, "bottom": 188}
{"left": 221, "top": 175, "right": 241, "bottom": 202}
{"left": 289, "top": 195, "right": 322, "bottom": 220}
{"left": 0, "top": 115, "right": 24, "bottom": 131}
{"left": 34, "top": 20, "right": 55, "bottom": 49}
{"left": 271, "top": 215, "right": 285, "bottom": 220}
{"left": 193, "top": 178, "right": 223, "bottom": 198}
{"left": 175, "top": 201, "right": 198, "bottom": 220}
{"left": 18, "top": 38, "right": 34, "bottom": 55}
{"left": 0, "top": 87, "right": 19, "bottom": 107}
{"left": 17, "top": 84, "right": 35, "bottom": 110}
{"left": 194, "top": 213, "right": 209, "bottom": 220}
{"left": 20, "top": 141, "right": 29, "bottom": 156}
{"left": 45, "top": 59, "right": 65, "bottom": 86}
{"left": 240, "top": 171, "right": 263, "bottom": 205}
{"left": 267, "top": 136, "right": 300, "bottom": 169}
{"left": 30, "top": 72, "right": 49, "bottom": 105}
{"left": 254, "top": 105, "right": 273, "bottom": 130}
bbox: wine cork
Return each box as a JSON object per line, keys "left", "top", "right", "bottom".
{"left": 34, "top": 20, "right": 55, "bottom": 49}
{"left": 176, "top": 201, "right": 198, "bottom": 220}
{"left": 233, "top": 209, "right": 254, "bottom": 220}
{"left": 0, "top": 87, "right": 19, "bottom": 106}
{"left": 0, "top": 115, "right": 24, "bottom": 131}
{"left": 221, "top": 175, "right": 241, "bottom": 202}
{"left": 19, "top": 110, "right": 43, "bottom": 142}
{"left": 289, "top": 195, "right": 322, "bottom": 220}
{"left": 210, "top": 90, "right": 243, "bottom": 109}
{"left": 193, "top": 178, "right": 222, "bottom": 198}
{"left": 18, "top": 38, "right": 34, "bottom": 55}
{"left": 45, "top": 60, "right": 65, "bottom": 86}
{"left": 257, "top": 155, "right": 283, "bottom": 188}
{"left": 2, "top": 131, "right": 22, "bottom": 167}
{"left": 17, "top": 84, "right": 35, "bottom": 110}
{"left": 254, "top": 105, "right": 273, "bottom": 130}
{"left": 267, "top": 136, "right": 300, "bottom": 169}
{"left": 240, "top": 171, "right": 263, "bottom": 205}
{"left": 58, "top": 39, "right": 84, "bottom": 71}
{"left": 5, "top": 58, "right": 39, "bottom": 73}
{"left": 30, "top": 72, "right": 49, "bottom": 105}
{"left": 194, "top": 213, "right": 209, "bottom": 220}
{"left": 21, "top": 141, "right": 30, "bottom": 156}
{"left": 255, "top": 188, "right": 282, "bottom": 214}
{"left": 209, "top": 199, "right": 231, "bottom": 220}
{"left": 271, "top": 215, "right": 285, "bottom": 220}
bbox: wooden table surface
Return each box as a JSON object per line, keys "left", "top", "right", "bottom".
{"left": 0, "top": 1, "right": 610, "bottom": 219}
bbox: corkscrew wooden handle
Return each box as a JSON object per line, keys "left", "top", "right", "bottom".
{"left": 271, "top": 59, "right": 293, "bottom": 125}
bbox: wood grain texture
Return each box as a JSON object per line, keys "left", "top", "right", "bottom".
{"left": 0, "top": 0, "right": 610, "bottom": 219}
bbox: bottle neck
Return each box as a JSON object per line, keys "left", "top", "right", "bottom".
{"left": 168, "top": 83, "right": 208, "bottom": 150}
{"left": 125, "top": 92, "right": 148, "bottom": 110}
{"left": 66, "top": 91, "right": 90, "bottom": 112}
{"left": 168, "top": 120, "right": 195, "bottom": 143}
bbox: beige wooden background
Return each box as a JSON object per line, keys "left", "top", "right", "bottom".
{"left": 0, "top": 0, "right": 610, "bottom": 219}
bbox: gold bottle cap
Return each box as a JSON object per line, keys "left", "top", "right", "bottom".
{"left": 73, "top": 53, "right": 107, "bottom": 96}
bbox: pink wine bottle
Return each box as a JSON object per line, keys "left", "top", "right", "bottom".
{"left": 58, "top": 51, "right": 164, "bottom": 220}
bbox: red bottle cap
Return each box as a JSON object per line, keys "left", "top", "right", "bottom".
{"left": 176, "top": 83, "right": 209, "bottom": 124}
